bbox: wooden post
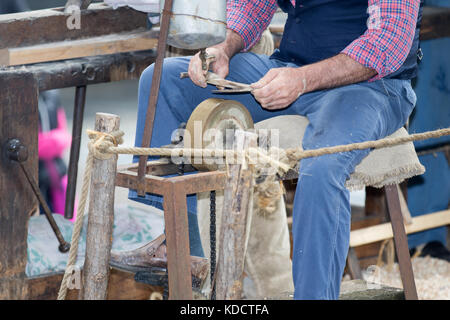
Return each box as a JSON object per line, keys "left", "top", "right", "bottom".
{"left": 0, "top": 72, "right": 38, "bottom": 299}
{"left": 216, "top": 131, "right": 257, "bottom": 300}
{"left": 163, "top": 184, "right": 193, "bottom": 300}
{"left": 80, "top": 113, "right": 119, "bottom": 300}
{"left": 385, "top": 184, "right": 418, "bottom": 300}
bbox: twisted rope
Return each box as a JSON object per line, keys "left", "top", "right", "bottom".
{"left": 57, "top": 131, "right": 123, "bottom": 300}
{"left": 57, "top": 126, "right": 449, "bottom": 299}
{"left": 103, "top": 128, "right": 450, "bottom": 174}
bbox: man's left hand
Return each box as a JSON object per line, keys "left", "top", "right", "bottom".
{"left": 251, "top": 67, "right": 307, "bottom": 110}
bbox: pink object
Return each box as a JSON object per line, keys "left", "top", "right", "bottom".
{"left": 51, "top": 174, "right": 77, "bottom": 222}
{"left": 38, "top": 108, "right": 77, "bottom": 221}
{"left": 38, "top": 109, "right": 72, "bottom": 160}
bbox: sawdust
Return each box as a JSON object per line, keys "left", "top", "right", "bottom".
{"left": 360, "top": 256, "right": 450, "bottom": 300}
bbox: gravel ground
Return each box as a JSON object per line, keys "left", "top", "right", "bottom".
{"left": 361, "top": 256, "right": 450, "bottom": 300}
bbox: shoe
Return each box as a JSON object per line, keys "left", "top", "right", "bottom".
{"left": 110, "top": 234, "right": 209, "bottom": 282}
{"left": 410, "top": 241, "right": 450, "bottom": 262}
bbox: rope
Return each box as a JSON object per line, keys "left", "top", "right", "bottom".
{"left": 57, "top": 153, "right": 93, "bottom": 300}
{"left": 99, "top": 128, "right": 450, "bottom": 174}
{"left": 57, "top": 131, "right": 123, "bottom": 300}
{"left": 57, "top": 126, "right": 449, "bottom": 299}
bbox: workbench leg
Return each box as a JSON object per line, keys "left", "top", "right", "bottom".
{"left": 385, "top": 184, "right": 418, "bottom": 300}
{"left": 163, "top": 184, "right": 193, "bottom": 300}
{"left": 80, "top": 113, "right": 119, "bottom": 300}
{"left": 0, "top": 73, "right": 39, "bottom": 299}
{"left": 64, "top": 85, "right": 87, "bottom": 220}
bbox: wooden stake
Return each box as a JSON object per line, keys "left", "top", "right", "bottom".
{"left": 80, "top": 113, "right": 119, "bottom": 300}
{"left": 216, "top": 131, "right": 257, "bottom": 300}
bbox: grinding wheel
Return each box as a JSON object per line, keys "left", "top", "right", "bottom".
{"left": 185, "top": 98, "right": 254, "bottom": 171}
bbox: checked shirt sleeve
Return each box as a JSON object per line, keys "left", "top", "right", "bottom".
{"left": 342, "top": 0, "right": 420, "bottom": 80}
{"left": 227, "top": 0, "right": 278, "bottom": 51}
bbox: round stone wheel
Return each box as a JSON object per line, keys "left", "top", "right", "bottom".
{"left": 185, "top": 98, "right": 254, "bottom": 171}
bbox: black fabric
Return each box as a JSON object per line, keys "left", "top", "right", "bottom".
{"left": 273, "top": 0, "right": 424, "bottom": 80}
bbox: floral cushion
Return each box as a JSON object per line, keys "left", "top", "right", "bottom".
{"left": 26, "top": 205, "right": 164, "bottom": 277}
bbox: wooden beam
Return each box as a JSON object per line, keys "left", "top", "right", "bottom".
{"left": 162, "top": 183, "right": 193, "bottom": 300}
{"left": 0, "top": 50, "right": 156, "bottom": 91}
{"left": 0, "top": 30, "right": 158, "bottom": 67}
{"left": 26, "top": 269, "right": 157, "bottom": 300}
{"left": 0, "top": 3, "right": 148, "bottom": 49}
{"left": 0, "top": 72, "right": 39, "bottom": 299}
{"left": 350, "top": 209, "right": 450, "bottom": 248}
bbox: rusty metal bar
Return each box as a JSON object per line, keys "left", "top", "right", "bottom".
{"left": 137, "top": 0, "right": 175, "bottom": 195}
{"left": 5, "top": 139, "right": 70, "bottom": 253}
{"left": 116, "top": 169, "right": 227, "bottom": 195}
{"left": 64, "top": 85, "right": 86, "bottom": 220}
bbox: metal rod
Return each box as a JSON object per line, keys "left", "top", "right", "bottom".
{"left": 19, "top": 163, "right": 71, "bottom": 253}
{"left": 64, "top": 85, "right": 87, "bottom": 219}
{"left": 137, "top": 0, "right": 174, "bottom": 196}
{"left": 5, "top": 138, "right": 70, "bottom": 253}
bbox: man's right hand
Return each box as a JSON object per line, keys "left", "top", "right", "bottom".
{"left": 187, "top": 29, "right": 245, "bottom": 88}
{"left": 188, "top": 47, "right": 230, "bottom": 88}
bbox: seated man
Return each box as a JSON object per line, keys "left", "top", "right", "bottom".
{"left": 114, "top": 0, "right": 422, "bottom": 299}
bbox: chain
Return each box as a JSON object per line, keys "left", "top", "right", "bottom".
{"left": 210, "top": 190, "right": 216, "bottom": 300}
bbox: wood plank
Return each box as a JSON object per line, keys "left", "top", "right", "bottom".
{"left": 350, "top": 209, "right": 450, "bottom": 248}
{"left": 0, "top": 30, "right": 158, "bottom": 67}
{"left": 0, "top": 50, "right": 156, "bottom": 91}
{"left": 27, "top": 269, "right": 157, "bottom": 300}
{"left": 0, "top": 72, "right": 39, "bottom": 299}
{"left": 385, "top": 184, "right": 417, "bottom": 300}
{"left": 118, "top": 159, "right": 196, "bottom": 176}
{"left": 0, "top": 3, "right": 148, "bottom": 49}
{"left": 162, "top": 183, "right": 193, "bottom": 300}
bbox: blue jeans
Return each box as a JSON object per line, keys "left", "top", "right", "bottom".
{"left": 130, "top": 53, "right": 416, "bottom": 299}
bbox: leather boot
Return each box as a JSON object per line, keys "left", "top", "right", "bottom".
{"left": 110, "top": 234, "right": 209, "bottom": 282}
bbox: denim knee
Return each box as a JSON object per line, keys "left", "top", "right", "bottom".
{"left": 299, "top": 154, "right": 351, "bottom": 193}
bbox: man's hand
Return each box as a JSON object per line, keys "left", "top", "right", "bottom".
{"left": 188, "top": 29, "right": 245, "bottom": 88}
{"left": 251, "top": 68, "right": 307, "bottom": 110}
{"left": 188, "top": 47, "right": 230, "bottom": 88}
{"left": 251, "top": 54, "right": 377, "bottom": 110}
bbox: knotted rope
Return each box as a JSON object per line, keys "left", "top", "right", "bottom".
{"left": 57, "top": 126, "right": 449, "bottom": 299}
{"left": 98, "top": 128, "right": 450, "bottom": 175}
{"left": 57, "top": 130, "right": 123, "bottom": 300}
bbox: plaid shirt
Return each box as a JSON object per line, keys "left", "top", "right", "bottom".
{"left": 227, "top": 0, "right": 420, "bottom": 79}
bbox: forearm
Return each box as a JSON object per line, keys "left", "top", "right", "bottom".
{"left": 212, "top": 29, "right": 245, "bottom": 59}
{"left": 251, "top": 54, "right": 377, "bottom": 110}
{"left": 302, "top": 54, "right": 377, "bottom": 94}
